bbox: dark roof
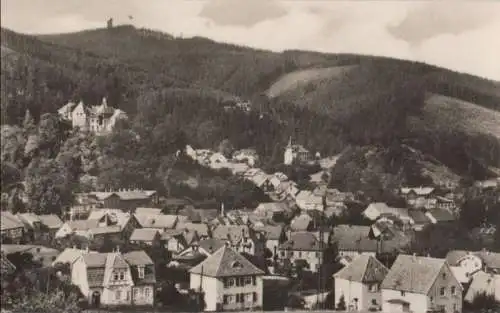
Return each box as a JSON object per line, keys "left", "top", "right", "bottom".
{"left": 334, "top": 255, "right": 389, "bottom": 283}
{"left": 190, "top": 246, "right": 264, "bottom": 277}
{"left": 255, "top": 225, "right": 283, "bottom": 240}
{"left": 408, "top": 210, "right": 430, "bottom": 224}
{"left": 381, "top": 254, "right": 446, "bottom": 294}
{"left": 279, "top": 232, "right": 324, "bottom": 251}
{"left": 428, "top": 208, "right": 455, "bottom": 222}
{"left": 333, "top": 225, "right": 410, "bottom": 254}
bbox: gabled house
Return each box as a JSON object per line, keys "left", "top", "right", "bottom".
{"left": 88, "top": 209, "right": 140, "bottom": 239}
{"left": 55, "top": 220, "right": 100, "bottom": 239}
{"left": 175, "top": 222, "right": 210, "bottom": 240}
{"left": 1, "top": 211, "right": 24, "bottom": 243}
{"left": 80, "top": 189, "right": 159, "bottom": 210}
{"left": 381, "top": 254, "right": 463, "bottom": 313}
{"left": 254, "top": 225, "right": 286, "bottom": 258}
{"left": 129, "top": 229, "right": 162, "bottom": 246}
{"left": 38, "top": 214, "right": 64, "bottom": 239}
{"left": 253, "top": 202, "right": 290, "bottom": 221}
{"left": 71, "top": 249, "right": 155, "bottom": 307}
{"left": 52, "top": 247, "right": 97, "bottom": 268}
{"left": 464, "top": 271, "right": 500, "bottom": 304}
{"left": 334, "top": 255, "right": 389, "bottom": 311}
{"left": 189, "top": 246, "right": 265, "bottom": 311}
{"left": 211, "top": 225, "right": 265, "bottom": 257}
{"left": 400, "top": 187, "right": 436, "bottom": 209}
{"left": 295, "top": 190, "right": 323, "bottom": 212}
{"left": 134, "top": 214, "right": 181, "bottom": 231}
{"left": 363, "top": 203, "right": 412, "bottom": 225}
{"left": 278, "top": 232, "right": 329, "bottom": 272}
{"left": 161, "top": 229, "right": 188, "bottom": 253}
{"left": 176, "top": 238, "right": 226, "bottom": 260}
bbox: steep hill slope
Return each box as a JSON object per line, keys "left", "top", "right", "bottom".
{"left": 2, "top": 26, "right": 500, "bottom": 182}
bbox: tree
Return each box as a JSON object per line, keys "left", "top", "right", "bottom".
{"left": 336, "top": 294, "right": 347, "bottom": 311}
{"left": 11, "top": 291, "right": 82, "bottom": 313}
{"left": 466, "top": 292, "right": 500, "bottom": 312}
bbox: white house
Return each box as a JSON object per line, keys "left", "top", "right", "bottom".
{"left": 71, "top": 249, "right": 156, "bottom": 307}
{"left": 334, "top": 254, "right": 389, "bottom": 311}
{"left": 464, "top": 271, "right": 500, "bottom": 304}
{"left": 381, "top": 254, "right": 463, "bottom": 313}
{"left": 362, "top": 202, "right": 412, "bottom": 224}
{"left": 189, "top": 246, "right": 265, "bottom": 311}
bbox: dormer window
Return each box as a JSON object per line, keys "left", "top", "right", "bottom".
{"left": 138, "top": 266, "right": 145, "bottom": 279}
{"left": 231, "top": 261, "right": 243, "bottom": 269}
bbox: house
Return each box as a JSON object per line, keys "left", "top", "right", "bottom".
{"left": 445, "top": 250, "right": 500, "bottom": 275}
{"left": 176, "top": 222, "right": 210, "bottom": 239}
{"left": 58, "top": 98, "right": 127, "bottom": 134}
{"left": 408, "top": 210, "right": 430, "bottom": 231}
{"left": 425, "top": 209, "right": 456, "bottom": 224}
{"left": 52, "top": 247, "right": 97, "bottom": 268}
{"left": 436, "top": 196, "right": 456, "bottom": 211}
{"left": 71, "top": 249, "right": 155, "bottom": 307}
{"left": 333, "top": 225, "right": 411, "bottom": 258}
{"left": 334, "top": 255, "right": 389, "bottom": 311}
{"left": 55, "top": 220, "right": 100, "bottom": 239}
{"left": 212, "top": 225, "right": 265, "bottom": 257}
{"left": 38, "top": 214, "right": 64, "bottom": 239}
{"left": 1, "top": 211, "right": 24, "bottom": 243}
{"left": 233, "top": 149, "right": 259, "bottom": 167}
{"left": 253, "top": 202, "right": 290, "bottom": 220}
{"left": 134, "top": 214, "right": 181, "bottom": 230}
{"left": 284, "top": 137, "right": 312, "bottom": 165}
{"left": 381, "top": 254, "right": 463, "bottom": 313}
{"left": 71, "top": 193, "right": 103, "bottom": 219}
{"left": 189, "top": 246, "right": 264, "bottom": 311}
{"left": 400, "top": 187, "right": 436, "bottom": 209}
{"left": 278, "top": 232, "right": 329, "bottom": 272}
{"left": 82, "top": 189, "right": 159, "bottom": 210}
{"left": 254, "top": 225, "right": 286, "bottom": 258}
{"left": 129, "top": 229, "right": 162, "bottom": 246}
{"left": 295, "top": 191, "right": 323, "bottom": 212}
{"left": 249, "top": 172, "right": 271, "bottom": 190}
{"left": 290, "top": 213, "right": 313, "bottom": 231}
{"left": 363, "top": 203, "right": 412, "bottom": 225}
{"left": 464, "top": 271, "right": 500, "bottom": 304}
{"left": 88, "top": 209, "right": 140, "bottom": 239}
{"left": 176, "top": 238, "right": 227, "bottom": 260}
{"left": 161, "top": 229, "right": 188, "bottom": 253}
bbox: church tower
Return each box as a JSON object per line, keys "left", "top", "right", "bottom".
{"left": 284, "top": 136, "right": 294, "bottom": 165}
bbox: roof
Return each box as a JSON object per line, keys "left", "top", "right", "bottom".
{"left": 408, "top": 210, "right": 430, "bottom": 224}
{"left": 400, "top": 187, "right": 435, "bottom": 196}
{"left": 190, "top": 246, "right": 264, "bottom": 277}
{"left": 89, "top": 190, "right": 156, "bottom": 201}
{"left": 290, "top": 214, "right": 312, "bottom": 231}
{"left": 176, "top": 222, "right": 209, "bottom": 237}
{"left": 52, "top": 248, "right": 94, "bottom": 266}
{"left": 1, "top": 211, "right": 24, "bottom": 231}
{"left": 255, "top": 225, "right": 283, "bottom": 240}
{"left": 37, "top": 214, "right": 63, "bottom": 229}
{"left": 334, "top": 255, "right": 389, "bottom": 283}
{"left": 82, "top": 253, "right": 108, "bottom": 267}
{"left": 66, "top": 219, "right": 99, "bottom": 231}
{"left": 280, "top": 232, "right": 324, "bottom": 251}
{"left": 135, "top": 207, "right": 162, "bottom": 215}
{"left": 464, "top": 271, "right": 500, "bottom": 303}
{"left": 17, "top": 213, "right": 41, "bottom": 227}
{"left": 123, "top": 250, "right": 153, "bottom": 266}
{"left": 364, "top": 203, "right": 410, "bottom": 220}
{"left": 333, "top": 225, "right": 410, "bottom": 254}
{"left": 381, "top": 254, "right": 446, "bottom": 294}
{"left": 88, "top": 225, "right": 122, "bottom": 235}
{"left": 134, "top": 213, "right": 178, "bottom": 229}
{"left": 1, "top": 252, "right": 16, "bottom": 274}
{"left": 427, "top": 209, "right": 455, "bottom": 222}
{"left": 255, "top": 202, "right": 289, "bottom": 213}
{"left": 130, "top": 228, "right": 160, "bottom": 242}
{"left": 212, "top": 225, "right": 251, "bottom": 244}
{"left": 197, "top": 238, "right": 226, "bottom": 254}
{"left": 87, "top": 209, "right": 131, "bottom": 227}
{"left": 450, "top": 266, "right": 472, "bottom": 284}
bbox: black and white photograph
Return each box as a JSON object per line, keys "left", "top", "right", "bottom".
{"left": 0, "top": 1, "right": 499, "bottom": 312}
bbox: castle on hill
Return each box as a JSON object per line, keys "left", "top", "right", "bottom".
{"left": 58, "top": 97, "right": 127, "bottom": 134}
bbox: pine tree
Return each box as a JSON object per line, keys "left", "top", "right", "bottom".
{"left": 336, "top": 294, "right": 346, "bottom": 311}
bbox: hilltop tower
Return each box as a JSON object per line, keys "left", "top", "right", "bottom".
{"left": 107, "top": 18, "right": 113, "bottom": 29}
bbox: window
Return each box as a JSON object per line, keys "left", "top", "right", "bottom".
{"left": 440, "top": 287, "right": 445, "bottom": 296}
{"left": 113, "top": 272, "right": 119, "bottom": 281}
{"left": 430, "top": 297, "right": 434, "bottom": 302}
{"left": 252, "top": 276, "right": 256, "bottom": 286}
{"left": 298, "top": 251, "right": 302, "bottom": 258}
{"left": 223, "top": 295, "right": 229, "bottom": 304}
{"left": 119, "top": 271, "right": 125, "bottom": 280}
{"left": 369, "top": 284, "right": 378, "bottom": 292}
{"left": 442, "top": 273, "right": 446, "bottom": 279}
{"left": 144, "top": 287, "right": 150, "bottom": 298}
{"left": 115, "top": 290, "right": 121, "bottom": 300}
{"left": 280, "top": 251, "right": 285, "bottom": 257}
{"left": 253, "top": 292, "right": 258, "bottom": 302}
{"left": 372, "top": 299, "right": 378, "bottom": 305}
{"left": 451, "top": 286, "right": 456, "bottom": 296}
{"left": 316, "top": 252, "right": 320, "bottom": 258}
{"left": 245, "top": 293, "right": 253, "bottom": 303}
{"left": 244, "top": 276, "right": 252, "bottom": 285}
{"left": 133, "top": 288, "right": 139, "bottom": 298}
{"left": 227, "top": 278, "right": 235, "bottom": 288}
{"left": 126, "top": 291, "right": 130, "bottom": 301}
{"left": 400, "top": 291, "right": 406, "bottom": 296}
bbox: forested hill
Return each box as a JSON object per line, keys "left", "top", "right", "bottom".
{"left": 1, "top": 25, "right": 500, "bottom": 210}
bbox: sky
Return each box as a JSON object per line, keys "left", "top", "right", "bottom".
{"left": 1, "top": 0, "right": 499, "bottom": 81}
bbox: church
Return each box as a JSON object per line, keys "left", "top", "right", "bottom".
{"left": 58, "top": 98, "right": 127, "bottom": 134}
{"left": 284, "top": 137, "right": 312, "bottom": 165}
